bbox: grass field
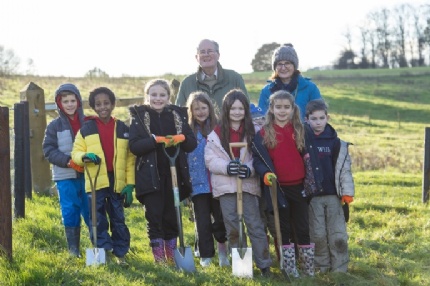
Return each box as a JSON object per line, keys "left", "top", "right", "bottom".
{"left": 0, "top": 67, "right": 429, "bottom": 285}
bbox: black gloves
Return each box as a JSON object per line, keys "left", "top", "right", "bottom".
{"left": 238, "top": 164, "right": 251, "bottom": 179}
{"left": 227, "top": 159, "right": 240, "bottom": 176}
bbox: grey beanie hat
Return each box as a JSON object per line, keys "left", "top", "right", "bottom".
{"left": 272, "top": 43, "right": 299, "bottom": 70}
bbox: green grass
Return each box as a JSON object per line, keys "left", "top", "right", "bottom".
{"left": 1, "top": 67, "right": 430, "bottom": 285}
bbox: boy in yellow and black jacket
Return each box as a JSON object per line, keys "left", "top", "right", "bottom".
{"left": 72, "top": 87, "right": 135, "bottom": 265}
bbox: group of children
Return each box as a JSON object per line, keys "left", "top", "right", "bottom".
{"left": 42, "top": 79, "right": 354, "bottom": 278}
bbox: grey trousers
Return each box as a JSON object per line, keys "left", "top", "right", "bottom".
{"left": 309, "top": 195, "right": 349, "bottom": 272}
{"left": 219, "top": 192, "right": 272, "bottom": 269}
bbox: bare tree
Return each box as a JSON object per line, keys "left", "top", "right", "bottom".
{"left": 0, "top": 45, "right": 20, "bottom": 75}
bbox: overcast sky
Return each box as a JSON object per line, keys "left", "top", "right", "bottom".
{"left": 0, "top": 0, "right": 428, "bottom": 77}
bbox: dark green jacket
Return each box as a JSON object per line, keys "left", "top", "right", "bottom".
{"left": 174, "top": 62, "right": 248, "bottom": 112}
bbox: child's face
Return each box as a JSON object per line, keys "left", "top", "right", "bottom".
{"left": 60, "top": 94, "right": 78, "bottom": 118}
{"left": 307, "top": 110, "right": 328, "bottom": 135}
{"left": 252, "top": 116, "right": 265, "bottom": 127}
{"left": 148, "top": 85, "right": 169, "bottom": 113}
{"left": 229, "top": 100, "right": 245, "bottom": 125}
{"left": 94, "top": 93, "right": 114, "bottom": 122}
{"left": 191, "top": 101, "right": 210, "bottom": 125}
{"left": 272, "top": 99, "right": 293, "bottom": 127}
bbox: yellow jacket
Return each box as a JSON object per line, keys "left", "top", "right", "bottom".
{"left": 72, "top": 117, "right": 135, "bottom": 193}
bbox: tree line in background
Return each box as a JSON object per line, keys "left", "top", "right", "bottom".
{"left": 252, "top": 2, "right": 430, "bottom": 71}
{"left": 1, "top": 2, "right": 430, "bottom": 76}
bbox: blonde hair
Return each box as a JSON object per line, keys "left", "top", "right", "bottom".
{"left": 186, "top": 91, "right": 217, "bottom": 137}
{"left": 144, "top": 78, "right": 171, "bottom": 103}
{"left": 262, "top": 90, "right": 305, "bottom": 151}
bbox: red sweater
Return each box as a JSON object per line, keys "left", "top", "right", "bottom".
{"left": 95, "top": 117, "right": 115, "bottom": 172}
{"left": 265, "top": 123, "right": 304, "bottom": 185}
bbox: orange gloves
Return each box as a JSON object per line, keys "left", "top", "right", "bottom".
{"left": 166, "top": 134, "right": 185, "bottom": 146}
{"left": 68, "top": 159, "right": 84, "bottom": 173}
{"left": 155, "top": 134, "right": 185, "bottom": 147}
{"left": 155, "top": 136, "right": 172, "bottom": 147}
{"left": 341, "top": 195, "right": 354, "bottom": 205}
{"left": 263, "top": 172, "right": 277, "bottom": 186}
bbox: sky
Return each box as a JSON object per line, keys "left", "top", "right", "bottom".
{"left": 0, "top": 0, "right": 428, "bottom": 77}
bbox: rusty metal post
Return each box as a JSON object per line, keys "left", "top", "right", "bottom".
{"left": 20, "top": 82, "right": 51, "bottom": 195}
{"left": 423, "top": 127, "right": 430, "bottom": 203}
{"left": 0, "top": 106, "right": 12, "bottom": 259}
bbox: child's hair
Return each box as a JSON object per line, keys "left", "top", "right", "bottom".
{"left": 219, "top": 89, "right": 255, "bottom": 153}
{"left": 305, "top": 99, "right": 328, "bottom": 118}
{"left": 186, "top": 91, "right": 217, "bottom": 138}
{"left": 144, "top": 78, "right": 171, "bottom": 102}
{"left": 89, "top": 87, "right": 116, "bottom": 109}
{"left": 263, "top": 90, "right": 305, "bottom": 151}
{"left": 59, "top": 91, "right": 76, "bottom": 97}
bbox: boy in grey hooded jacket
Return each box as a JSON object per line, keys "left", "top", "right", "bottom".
{"left": 42, "top": 83, "right": 89, "bottom": 257}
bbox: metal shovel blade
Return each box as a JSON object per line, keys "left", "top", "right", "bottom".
{"left": 85, "top": 247, "right": 106, "bottom": 266}
{"left": 174, "top": 246, "right": 196, "bottom": 273}
{"left": 232, "top": 247, "right": 253, "bottom": 278}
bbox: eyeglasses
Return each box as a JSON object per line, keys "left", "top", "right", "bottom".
{"left": 276, "top": 62, "right": 293, "bottom": 69}
{"left": 198, "top": 49, "right": 217, "bottom": 56}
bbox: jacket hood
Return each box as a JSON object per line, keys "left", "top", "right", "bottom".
{"left": 54, "top": 83, "right": 84, "bottom": 119}
{"left": 318, "top": 123, "right": 337, "bottom": 140}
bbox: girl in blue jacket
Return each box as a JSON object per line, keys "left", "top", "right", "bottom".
{"left": 185, "top": 91, "right": 229, "bottom": 268}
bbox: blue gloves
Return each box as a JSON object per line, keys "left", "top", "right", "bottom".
{"left": 121, "top": 184, "right": 134, "bottom": 208}
{"left": 82, "top": 153, "right": 101, "bottom": 165}
{"left": 238, "top": 164, "right": 251, "bottom": 179}
{"left": 227, "top": 159, "right": 240, "bottom": 176}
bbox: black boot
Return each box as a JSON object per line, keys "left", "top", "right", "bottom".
{"left": 65, "top": 227, "right": 81, "bottom": 257}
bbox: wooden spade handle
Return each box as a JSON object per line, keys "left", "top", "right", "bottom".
{"left": 228, "top": 142, "right": 248, "bottom": 217}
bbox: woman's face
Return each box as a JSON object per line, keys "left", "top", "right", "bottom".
{"left": 148, "top": 85, "right": 169, "bottom": 113}
{"left": 275, "top": 61, "right": 295, "bottom": 83}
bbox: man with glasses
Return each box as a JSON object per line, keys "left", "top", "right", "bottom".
{"left": 258, "top": 43, "right": 322, "bottom": 121}
{"left": 175, "top": 39, "right": 248, "bottom": 113}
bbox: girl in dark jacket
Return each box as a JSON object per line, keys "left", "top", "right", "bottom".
{"left": 128, "top": 79, "right": 197, "bottom": 265}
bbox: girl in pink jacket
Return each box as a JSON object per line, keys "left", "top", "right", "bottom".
{"left": 204, "top": 89, "right": 272, "bottom": 276}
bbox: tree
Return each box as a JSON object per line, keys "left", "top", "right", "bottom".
{"left": 85, "top": 67, "right": 109, "bottom": 78}
{"left": 0, "top": 45, "right": 20, "bottom": 75}
{"left": 334, "top": 50, "right": 358, "bottom": 69}
{"left": 251, "top": 42, "right": 281, "bottom": 72}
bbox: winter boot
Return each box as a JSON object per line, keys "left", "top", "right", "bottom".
{"left": 65, "top": 227, "right": 81, "bottom": 257}
{"left": 150, "top": 238, "right": 166, "bottom": 263}
{"left": 282, "top": 244, "right": 300, "bottom": 278}
{"left": 164, "top": 238, "right": 177, "bottom": 265}
{"left": 298, "top": 243, "right": 315, "bottom": 277}
{"left": 273, "top": 237, "right": 281, "bottom": 262}
{"left": 217, "top": 242, "right": 230, "bottom": 266}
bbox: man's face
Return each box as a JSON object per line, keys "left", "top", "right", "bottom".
{"left": 196, "top": 40, "right": 219, "bottom": 70}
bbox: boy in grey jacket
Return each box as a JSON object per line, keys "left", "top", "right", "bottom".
{"left": 42, "top": 83, "right": 89, "bottom": 257}
{"left": 305, "top": 99, "right": 355, "bottom": 273}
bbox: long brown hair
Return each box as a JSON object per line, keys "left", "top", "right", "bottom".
{"left": 262, "top": 90, "right": 305, "bottom": 151}
{"left": 219, "top": 89, "right": 254, "bottom": 153}
{"left": 186, "top": 91, "right": 217, "bottom": 137}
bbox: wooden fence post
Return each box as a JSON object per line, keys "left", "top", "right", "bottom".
{"left": 20, "top": 82, "right": 51, "bottom": 195}
{"left": 0, "top": 106, "right": 12, "bottom": 259}
{"left": 423, "top": 127, "right": 430, "bottom": 203}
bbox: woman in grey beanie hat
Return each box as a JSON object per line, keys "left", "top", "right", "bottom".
{"left": 258, "top": 43, "right": 322, "bottom": 121}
